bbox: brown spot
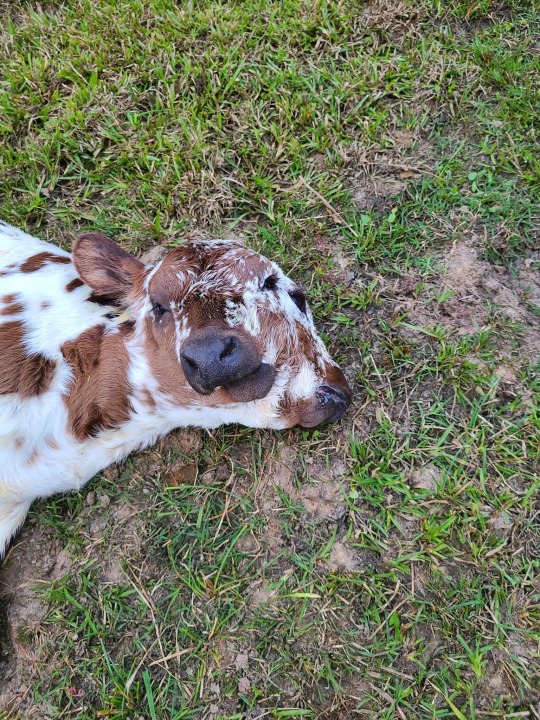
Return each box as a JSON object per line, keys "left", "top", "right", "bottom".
{"left": 61, "top": 323, "right": 133, "bottom": 440}
{"left": 66, "top": 278, "right": 84, "bottom": 292}
{"left": 0, "top": 321, "right": 57, "bottom": 398}
{"left": 14, "top": 437, "right": 24, "bottom": 449}
{"left": 294, "top": 323, "right": 321, "bottom": 368}
{"left": 0, "top": 303, "right": 24, "bottom": 316}
{"left": 0, "top": 264, "right": 19, "bottom": 277}
{"left": 87, "top": 292, "right": 119, "bottom": 307}
{"left": 1, "top": 294, "right": 16, "bottom": 304}
{"left": 20, "top": 252, "right": 71, "bottom": 273}
{"left": 45, "top": 435, "right": 60, "bottom": 450}
{"left": 41, "top": 301, "right": 51, "bottom": 310}
{"left": 141, "top": 388, "right": 157, "bottom": 408}
{"left": 27, "top": 448, "right": 40, "bottom": 465}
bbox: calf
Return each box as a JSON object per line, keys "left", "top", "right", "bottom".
{"left": 0, "top": 222, "right": 351, "bottom": 557}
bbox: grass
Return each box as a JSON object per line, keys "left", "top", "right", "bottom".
{"left": 0, "top": 0, "right": 539, "bottom": 718}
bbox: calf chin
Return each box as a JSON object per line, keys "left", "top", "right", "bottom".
{"left": 225, "top": 363, "right": 276, "bottom": 402}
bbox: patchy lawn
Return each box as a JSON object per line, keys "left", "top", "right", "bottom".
{"left": 0, "top": 0, "right": 539, "bottom": 718}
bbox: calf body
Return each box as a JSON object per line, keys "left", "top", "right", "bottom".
{"left": 0, "top": 222, "right": 351, "bottom": 556}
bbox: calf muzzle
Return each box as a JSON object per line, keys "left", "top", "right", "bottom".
{"left": 180, "top": 329, "right": 275, "bottom": 401}
{"left": 316, "top": 384, "right": 352, "bottom": 423}
{"left": 297, "top": 366, "right": 352, "bottom": 427}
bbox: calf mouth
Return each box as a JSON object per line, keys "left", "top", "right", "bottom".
{"left": 183, "top": 360, "right": 276, "bottom": 403}
{"left": 224, "top": 363, "right": 276, "bottom": 402}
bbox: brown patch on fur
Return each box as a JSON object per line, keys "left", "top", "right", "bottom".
{"left": 293, "top": 323, "right": 322, "bottom": 369}
{"left": 61, "top": 323, "right": 134, "bottom": 440}
{"left": 14, "top": 437, "right": 24, "bottom": 450}
{"left": 87, "top": 292, "right": 119, "bottom": 307}
{"left": 141, "top": 388, "right": 157, "bottom": 408}
{"left": 142, "top": 315, "right": 193, "bottom": 403}
{"left": 26, "top": 448, "right": 40, "bottom": 465}
{"left": 323, "top": 362, "right": 351, "bottom": 390}
{"left": 45, "top": 436, "right": 60, "bottom": 450}
{"left": 0, "top": 321, "right": 57, "bottom": 398}
{"left": 0, "top": 302, "right": 24, "bottom": 316}
{"left": 66, "top": 278, "right": 84, "bottom": 292}
{"left": 40, "top": 301, "right": 51, "bottom": 310}
{"left": 0, "top": 264, "right": 19, "bottom": 277}
{"left": 0, "top": 294, "right": 23, "bottom": 317}
{"left": 20, "top": 252, "right": 70, "bottom": 273}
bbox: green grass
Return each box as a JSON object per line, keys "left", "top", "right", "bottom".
{"left": 1, "top": 0, "right": 539, "bottom": 718}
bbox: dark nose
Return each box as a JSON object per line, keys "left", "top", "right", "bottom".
{"left": 181, "top": 333, "right": 260, "bottom": 395}
{"left": 316, "top": 384, "right": 352, "bottom": 423}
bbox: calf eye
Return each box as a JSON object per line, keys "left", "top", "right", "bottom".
{"left": 152, "top": 302, "right": 168, "bottom": 318}
{"left": 289, "top": 291, "right": 307, "bottom": 314}
{"left": 262, "top": 274, "right": 278, "bottom": 291}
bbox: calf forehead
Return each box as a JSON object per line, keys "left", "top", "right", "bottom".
{"left": 149, "top": 242, "right": 278, "bottom": 301}
{"left": 191, "top": 242, "right": 275, "bottom": 284}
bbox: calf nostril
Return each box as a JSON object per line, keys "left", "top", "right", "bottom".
{"left": 219, "top": 337, "right": 237, "bottom": 361}
{"left": 181, "top": 354, "right": 198, "bottom": 370}
{"left": 318, "top": 385, "right": 351, "bottom": 404}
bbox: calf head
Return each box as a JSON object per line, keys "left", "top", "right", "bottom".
{"left": 73, "top": 233, "right": 352, "bottom": 429}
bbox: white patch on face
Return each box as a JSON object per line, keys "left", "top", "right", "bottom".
{"left": 173, "top": 314, "right": 190, "bottom": 363}
{"left": 225, "top": 295, "right": 260, "bottom": 336}
{"left": 261, "top": 337, "right": 279, "bottom": 365}
{"left": 286, "top": 360, "right": 320, "bottom": 401}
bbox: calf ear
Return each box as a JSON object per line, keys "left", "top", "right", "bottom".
{"left": 72, "top": 233, "right": 144, "bottom": 301}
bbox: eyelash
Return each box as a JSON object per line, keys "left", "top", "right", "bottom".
{"left": 262, "top": 275, "right": 278, "bottom": 291}
{"left": 152, "top": 302, "right": 168, "bottom": 318}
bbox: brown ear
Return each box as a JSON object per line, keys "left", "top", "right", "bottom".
{"left": 72, "top": 233, "right": 144, "bottom": 301}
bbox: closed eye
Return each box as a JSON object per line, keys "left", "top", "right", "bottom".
{"left": 152, "top": 302, "right": 169, "bottom": 318}
{"left": 262, "top": 274, "right": 278, "bottom": 291}
{"left": 289, "top": 290, "right": 307, "bottom": 314}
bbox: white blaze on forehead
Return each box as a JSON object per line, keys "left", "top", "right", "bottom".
{"left": 225, "top": 298, "right": 260, "bottom": 336}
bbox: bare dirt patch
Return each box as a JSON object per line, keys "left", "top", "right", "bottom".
{"left": 410, "top": 464, "right": 442, "bottom": 492}
{"left": 393, "top": 232, "right": 540, "bottom": 364}
{"left": 327, "top": 541, "right": 359, "bottom": 573}
{"left": 255, "top": 442, "right": 350, "bottom": 529}
{"left": 347, "top": 129, "right": 435, "bottom": 212}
